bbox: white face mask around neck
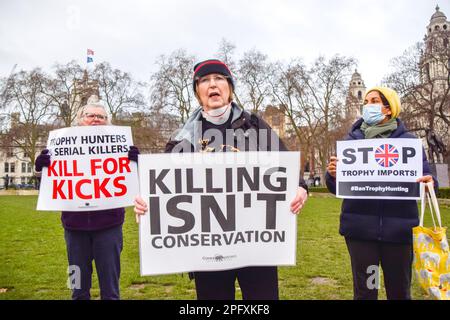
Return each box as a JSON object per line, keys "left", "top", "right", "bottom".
{"left": 201, "top": 103, "right": 232, "bottom": 125}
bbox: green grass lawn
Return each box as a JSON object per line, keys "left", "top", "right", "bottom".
{"left": 0, "top": 194, "right": 449, "bottom": 300}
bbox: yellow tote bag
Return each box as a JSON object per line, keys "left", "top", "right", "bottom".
{"left": 413, "top": 182, "right": 450, "bottom": 300}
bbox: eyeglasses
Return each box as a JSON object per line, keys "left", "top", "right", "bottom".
{"left": 197, "top": 75, "right": 229, "bottom": 86}
{"left": 83, "top": 112, "right": 108, "bottom": 120}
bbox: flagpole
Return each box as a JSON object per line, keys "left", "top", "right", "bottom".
{"left": 86, "top": 48, "right": 94, "bottom": 74}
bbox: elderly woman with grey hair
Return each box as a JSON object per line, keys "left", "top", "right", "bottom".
{"left": 35, "top": 95, "right": 139, "bottom": 300}
{"left": 75, "top": 95, "right": 112, "bottom": 125}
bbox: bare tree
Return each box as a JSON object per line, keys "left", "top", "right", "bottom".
{"left": 150, "top": 49, "right": 196, "bottom": 124}
{"left": 0, "top": 78, "right": 7, "bottom": 133}
{"left": 43, "top": 60, "right": 87, "bottom": 127}
{"left": 216, "top": 38, "right": 237, "bottom": 72}
{"left": 216, "top": 38, "right": 244, "bottom": 108}
{"left": 270, "top": 56, "right": 356, "bottom": 180}
{"left": 269, "top": 60, "right": 315, "bottom": 177}
{"left": 237, "top": 49, "right": 272, "bottom": 113}
{"left": 0, "top": 64, "right": 18, "bottom": 132}
{"left": 131, "top": 110, "right": 180, "bottom": 153}
{"left": 383, "top": 41, "right": 450, "bottom": 151}
{"left": 304, "top": 55, "right": 356, "bottom": 179}
{"left": 93, "top": 62, "right": 146, "bottom": 122}
{"left": 0, "top": 68, "right": 55, "bottom": 173}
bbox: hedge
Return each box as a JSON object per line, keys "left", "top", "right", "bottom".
{"left": 437, "top": 188, "right": 450, "bottom": 199}
{"left": 309, "top": 187, "right": 450, "bottom": 199}
{"left": 308, "top": 187, "right": 329, "bottom": 193}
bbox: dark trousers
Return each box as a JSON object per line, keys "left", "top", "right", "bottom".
{"left": 345, "top": 238, "right": 413, "bottom": 300}
{"left": 194, "top": 266, "right": 278, "bottom": 300}
{"left": 64, "top": 224, "right": 123, "bottom": 300}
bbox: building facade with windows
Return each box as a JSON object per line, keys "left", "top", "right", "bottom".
{"left": 345, "top": 70, "right": 366, "bottom": 124}
{"left": 0, "top": 147, "right": 36, "bottom": 189}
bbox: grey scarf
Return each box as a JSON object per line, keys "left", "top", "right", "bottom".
{"left": 360, "top": 118, "right": 398, "bottom": 139}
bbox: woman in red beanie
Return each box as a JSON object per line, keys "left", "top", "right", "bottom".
{"left": 134, "top": 59, "right": 308, "bottom": 300}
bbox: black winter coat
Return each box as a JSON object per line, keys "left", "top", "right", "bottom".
{"left": 326, "top": 118, "right": 437, "bottom": 244}
{"left": 165, "top": 103, "right": 308, "bottom": 190}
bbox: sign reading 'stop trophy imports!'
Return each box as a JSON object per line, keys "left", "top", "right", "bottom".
{"left": 336, "top": 138, "right": 423, "bottom": 200}
{"left": 37, "top": 126, "right": 138, "bottom": 211}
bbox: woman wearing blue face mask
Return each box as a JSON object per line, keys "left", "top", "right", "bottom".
{"left": 325, "top": 86, "right": 437, "bottom": 300}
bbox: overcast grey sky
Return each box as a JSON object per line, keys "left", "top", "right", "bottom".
{"left": 1, "top": 0, "right": 449, "bottom": 88}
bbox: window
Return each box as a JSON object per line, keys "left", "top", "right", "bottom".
{"left": 22, "top": 162, "right": 26, "bottom": 173}
{"left": 425, "top": 63, "right": 430, "bottom": 81}
{"left": 7, "top": 148, "right": 14, "bottom": 157}
{"left": 304, "top": 162, "right": 310, "bottom": 172}
{"left": 358, "top": 91, "right": 362, "bottom": 99}
{"left": 444, "top": 25, "right": 447, "bottom": 30}
{"left": 10, "top": 163, "right": 15, "bottom": 173}
{"left": 4, "top": 162, "right": 9, "bottom": 173}
{"left": 27, "top": 163, "right": 32, "bottom": 173}
{"left": 21, "top": 177, "right": 25, "bottom": 184}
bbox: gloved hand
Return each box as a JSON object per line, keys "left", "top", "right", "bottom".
{"left": 128, "top": 146, "right": 140, "bottom": 162}
{"left": 35, "top": 149, "right": 51, "bottom": 172}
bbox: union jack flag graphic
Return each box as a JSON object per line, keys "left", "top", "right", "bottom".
{"left": 375, "top": 144, "right": 399, "bottom": 167}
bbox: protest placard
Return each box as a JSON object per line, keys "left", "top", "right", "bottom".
{"left": 138, "top": 151, "right": 300, "bottom": 275}
{"left": 336, "top": 138, "right": 423, "bottom": 199}
{"left": 36, "top": 125, "right": 138, "bottom": 211}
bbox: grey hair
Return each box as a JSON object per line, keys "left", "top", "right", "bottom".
{"left": 75, "top": 95, "right": 111, "bottom": 126}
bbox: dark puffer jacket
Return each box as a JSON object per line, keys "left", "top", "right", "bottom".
{"left": 326, "top": 118, "right": 437, "bottom": 244}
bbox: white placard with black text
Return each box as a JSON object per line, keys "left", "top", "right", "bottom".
{"left": 138, "top": 151, "right": 300, "bottom": 276}
{"left": 336, "top": 138, "right": 423, "bottom": 200}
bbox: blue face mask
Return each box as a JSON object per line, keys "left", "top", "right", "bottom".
{"left": 362, "top": 104, "right": 385, "bottom": 126}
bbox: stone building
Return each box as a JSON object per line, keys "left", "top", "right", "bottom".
{"left": 0, "top": 114, "right": 47, "bottom": 189}
{"left": 0, "top": 146, "right": 36, "bottom": 189}
{"left": 394, "top": 6, "right": 449, "bottom": 185}
{"left": 418, "top": 5, "right": 450, "bottom": 186}
{"left": 262, "top": 105, "right": 287, "bottom": 139}
{"left": 345, "top": 70, "right": 366, "bottom": 123}
{"left": 420, "top": 5, "right": 449, "bottom": 87}
{"left": 70, "top": 70, "right": 99, "bottom": 125}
